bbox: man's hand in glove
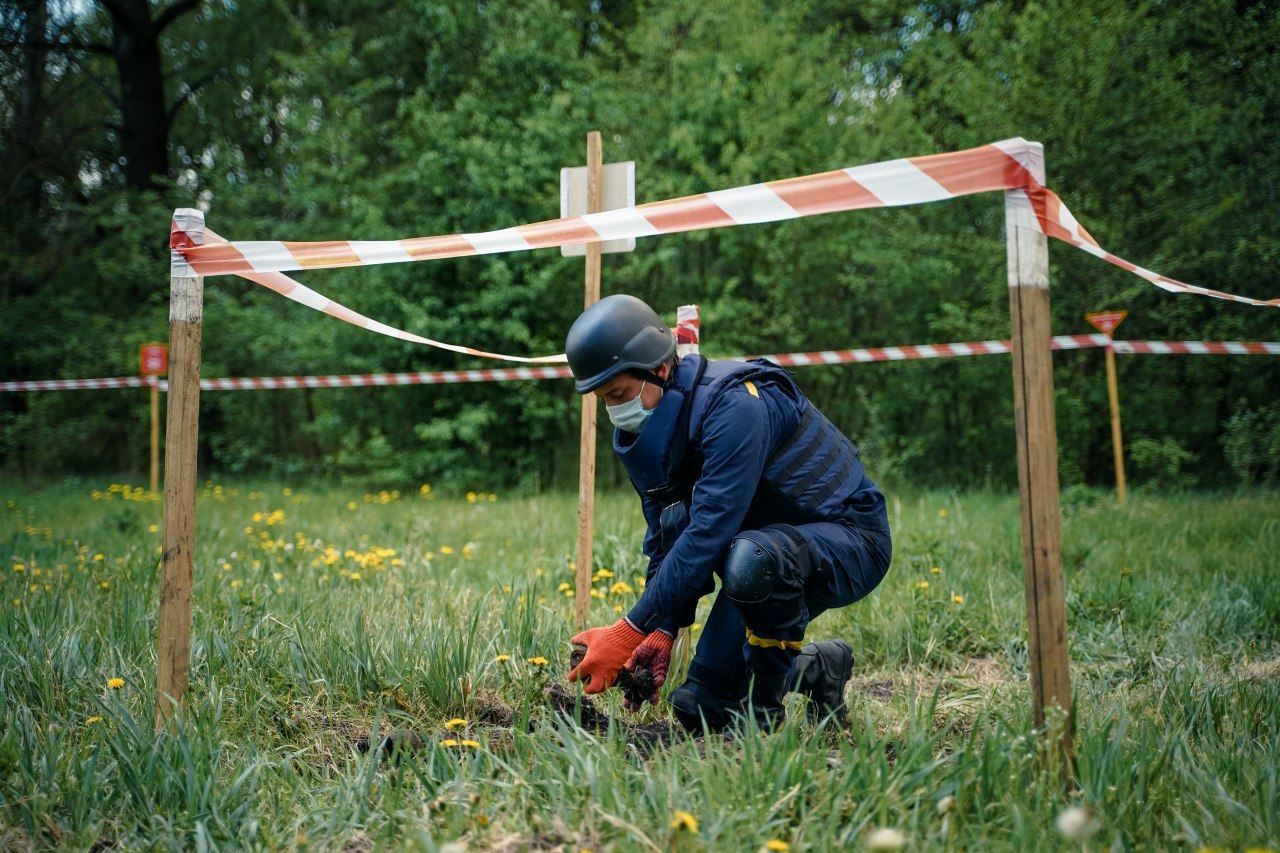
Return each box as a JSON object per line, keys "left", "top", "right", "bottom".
{"left": 566, "top": 619, "right": 646, "bottom": 694}
{"left": 622, "top": 630, "right": 674, "bottom": 711}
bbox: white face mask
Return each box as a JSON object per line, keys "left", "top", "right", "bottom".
{"left": 606, "top": 381, "right": 656, "bottom": 433}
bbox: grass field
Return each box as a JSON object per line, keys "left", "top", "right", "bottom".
{"left": 2, "top": 479, "right": 1278, "bottom": 851}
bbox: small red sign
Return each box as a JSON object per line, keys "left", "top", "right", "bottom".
{"left": 1085, "top": 310, "right": 1128, "bottom": 336}
{"left": 139, "top": 343, "right": 168, "bottom": 376}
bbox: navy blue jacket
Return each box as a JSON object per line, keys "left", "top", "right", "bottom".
{"left": 617, "top": 356, "right": 887, "bottom": 634}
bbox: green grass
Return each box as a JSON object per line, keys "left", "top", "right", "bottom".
{"left": 2, "top": 478, "right": 1278, "bottom": 850}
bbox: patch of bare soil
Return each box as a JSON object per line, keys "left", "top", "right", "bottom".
{"left": 1239, "top": 658, "right": 1280, "bottom": 681}
{"left": 545, "top": 684, "right": 679, "bottom": 753}
{"left": 852, "top": 656, "right": 1013, "bottom": 704}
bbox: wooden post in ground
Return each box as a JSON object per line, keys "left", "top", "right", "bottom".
{"left": 150, "top": 380, "right": 160, "bottom": 493}
{"left": 1005, "top": 142, "right": 1073, "bottom": 773}
{"left": 1085, "top": 311, "right": 1129, "bottom": 505}
{"left": 155, "top": 207, "right": 205, "bottom": 730}
{"left": 1103, "top": 342, "right": 1126, "bottom": 505}
{"left": 673, "top": 305, "right": 700, "bottom": 668}
{"left": 574, "top": 131, "right": 604, "bottom": 630}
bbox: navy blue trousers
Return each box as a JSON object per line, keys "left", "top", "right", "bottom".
{"left": 682, "top": 520, "right": 892, "bottom": 704}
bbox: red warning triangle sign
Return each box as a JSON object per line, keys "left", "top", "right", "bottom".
{"left": 1085, "top": 310, "right": 1128, "bottom": 335}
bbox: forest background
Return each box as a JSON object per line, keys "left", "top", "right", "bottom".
{"left": 2, "top": 0, "right": 1277, "bottom": 492}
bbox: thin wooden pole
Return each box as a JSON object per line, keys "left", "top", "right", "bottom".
{"left": 1104, "top": 342, "right": 1127, "bottom": 505}
{"left": 155, "top": 207, "right": 205, "bottom": 730}
{"left": 150, "top": 381, "right": 160, "bottom": 493}
{"left": 1005, "top": 142, "right": 1073, "bottom": 774}
{"left": 673, "top": 305, "right": 700, "bottom": 669}
{"left": 574, "top": 131, "right": 603, "bottom": 630}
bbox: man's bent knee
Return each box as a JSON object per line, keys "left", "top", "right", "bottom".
{"left": 722, "top": 524, "right": 811, "bottom": 605}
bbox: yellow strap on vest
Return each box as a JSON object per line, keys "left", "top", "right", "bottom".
{"left": 745, "top": 628, "right": 804, "bottom": 651}
{"left": 744, "top": 380, "right": 759, "bottom": 398}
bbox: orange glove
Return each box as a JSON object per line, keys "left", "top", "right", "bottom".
{"left": 567, "top": 619, "right": 646, "bottom": 694}
{"left": 623, "top": 630, "right": 675, "bottom": 711}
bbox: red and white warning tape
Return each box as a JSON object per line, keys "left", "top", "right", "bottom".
{"left": 5, "top": 337, "right": 1275, "bottom": 393}
{"left": 0, "top": 376, "right": 154, "bottom": 391}
{"left": 169, "top": 137, "right": 1277, "bottom": 365}
{"left": 1111, "top": 340, "right": 1280, "bottom": 356}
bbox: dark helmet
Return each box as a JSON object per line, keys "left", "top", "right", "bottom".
{"left": 564, "top": 294, "right": 675, "bottom": 394}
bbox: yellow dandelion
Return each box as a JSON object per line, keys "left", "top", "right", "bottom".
{"left": 466, "top": 491, "right": 478, "bottom": 503}
{"left": 85, "top": 715, "right": 103, "bottom": 725}
{"left": 349, "top": 572, "right": 362, "bottom": 581}
{"left": 487, "top": 494, "right": 496, "bottom": 502}
{"left": 502, "top": 584, "right": 512, "bottom": 593}
{"left": 462, "top": 543, "right": 476, "bottom": 559}
{"left": 670, "top": 810, "right": 699, "bottom": 833}
{"left": 558, "top": 581, "right": 571, "bottom": 591}
{"left": 439, "top": 738, "right": 460, "bottom": 747}
{"left": 589, "top": 588, "right": 605, "bottom": 599}
{"left": 107, "top": 677, "right": 125, "bottom": 689}
{"left": 99, "top": 580, "right": 110, "bottom": 590}
{"left": 12, "top": 563, "right": 24, "bottom": 573}
{"left": 613, "top": 605, "right": 623, "bottom": 613}
{"left": 93, "top": 554, "right": 104, "bottom": 562}
{"left": 283, "top": 488, "right": 292, "bottom": 496}
{"left": 495, "top": 654, "right": 511, "bottom": 663}
{"left": 930, "top": 566, "right": 941, "bottom": 574}
{"left": 460, "top": 739, "right": 481, "bottom": 749}
{"left": 273, "top": 572, "right": 284, "bottom": 582}
{"left": 528, "top": 656, "right": 549, "bottom": 666}
{"left": 148, "top": 524, "right": 159, "bottom": 533}
{"left": 347, "top": 501, "right": 357, "bottom": 510}
{"left": 563, "top": 589, "right": 575, "bottom": 598}
{"left": 229, "top": 579, "right": 244, "bottom": 589}
{"left": 952, "top": 594, "right": 965, "bottom": 605}
{"left": 444, "top": 718, "right": 468, "bottom": 730}
{"left": 916, "top": 580, "right": 929, "bottom": 590}
{"left": 766, "top": 842, "right": 791, "bottom": 852}
{"left": 610, "top": 581, "right": 634, "bottom": 595}
{"left": 440, "top": 546, "right": 455, "bottom": 555}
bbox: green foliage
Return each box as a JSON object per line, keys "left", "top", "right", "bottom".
{"left": 1128, "top": 436, "right": 1195, "bottom": 491}
{"left": 1, "top": 0, "right": 1276, "bottom": 488}
{"left": 1222, "top": 399, "right": 1280, "bottom": 486}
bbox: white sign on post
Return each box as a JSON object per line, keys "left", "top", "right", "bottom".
{"left": 559, "top": 161, "right": 637, "bottom": 256}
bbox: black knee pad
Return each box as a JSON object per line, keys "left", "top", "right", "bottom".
{"left": 722, "top": 524, "right": 812, "bottom": 605}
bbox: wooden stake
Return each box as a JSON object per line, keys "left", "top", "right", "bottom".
{"left": 1104, "top": 342, "right": 1127, "bottom": 505}
{"left": 1005, "top": 143, "right": 1073, "bottom": 773}
{"left": 673, "top": 305, "right": 700, "bottom": 669}
{"left": 155, "top": 207, "right": 204, "bottom": 730}
{"left": 150, "top": 381, "right": 160, "bottom": 493}
{"left": 574, "top": 131, "right": 603, "bottom": 630}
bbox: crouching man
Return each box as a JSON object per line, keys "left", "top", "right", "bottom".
{"left": 564, "top": 295, "right": 892, "bottom": 730}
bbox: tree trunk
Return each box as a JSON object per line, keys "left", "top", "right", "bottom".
{"left": 100, "top": 0, "right": 201, "bottom": 189}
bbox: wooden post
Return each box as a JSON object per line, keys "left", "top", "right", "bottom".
{"left": 574, "top": 131, "right": 604, "bottom": 630}
{"left": 155, "top": 207, "right": 205, "bottom": 730}
{"left": 1005, "top": 142, "right": 1073, "bottom": 771}
{"left": 673, "top": 305, "right": 700, "bottom": 668}
{"left": 1104, "top": 342, "right": 1126, "bottom": 505}
{"left": 150, "top": 380, "right": 160, "bottom": 493}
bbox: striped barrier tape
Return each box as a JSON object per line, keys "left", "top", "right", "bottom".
{"left": 169, "top": 138, "right": 1278, "bottom": 365}
{"left": 1110, "top": 340, "right": 1280, "bottom": 356}
{"left": 0, "top": 376, "right": 154, "bottom": 392}
{"left": 5, "top": 338, "right": 1275, "bottom": 393}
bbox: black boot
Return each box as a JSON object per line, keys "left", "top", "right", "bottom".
{"left": 789, "top": 640, "right": 853, "bottom": 723}
{"left": 670, "top": 680, "right": 745, "bottom": 733}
